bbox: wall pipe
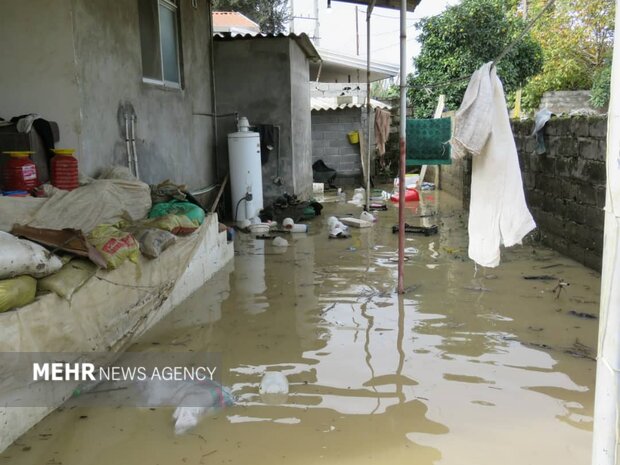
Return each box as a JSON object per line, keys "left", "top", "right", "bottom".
{"left": 397, "top": 0, "right": 407, "bottom": 294}
{"left": 591, "top": 1, "right": 620, "bottom": 462}
{"left": 130, "top": 114, "right": 139, "bottom": 180}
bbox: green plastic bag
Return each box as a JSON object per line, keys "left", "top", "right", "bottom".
{"left": 0, "top": 276, "right": 37, "bottom": 313}
{"left": 148, "top": 200, "right": 205, "bottom": 225}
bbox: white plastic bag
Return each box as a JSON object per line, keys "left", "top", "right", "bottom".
{"left": 0, "top": 231, "right": 62, "bottom": 279}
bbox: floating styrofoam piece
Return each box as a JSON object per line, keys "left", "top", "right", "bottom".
{"left": 339, "top": 217, "right": 373, "bottom": 228}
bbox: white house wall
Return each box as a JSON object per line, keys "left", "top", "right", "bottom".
{"left": 0, "top": 0, "right": 216, "bottom": 191}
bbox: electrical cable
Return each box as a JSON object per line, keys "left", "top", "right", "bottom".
{"left": 234, "top": 196, "right": 246, "bottom": 223}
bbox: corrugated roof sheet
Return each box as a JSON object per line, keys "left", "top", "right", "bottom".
{"left": 213, "top": 32, "right": 321, "bottom": 63}
{"left": 311, "top": 97, "right": 392, "bottom": 112}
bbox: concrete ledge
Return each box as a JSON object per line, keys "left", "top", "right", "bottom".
{"left": 0, "top": 214, "right": 234, "bottom": 452}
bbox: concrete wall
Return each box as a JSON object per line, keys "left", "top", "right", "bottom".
{"left": 540, "top": 90, "right": 602, "bottom": 115}
{"left": 440, "top": 116, "right": 607, "bottom": 270}
{"left": 513, "top": 116, "right": 607, "bottom": 270}
{"left": 311, "top": 108, "right": 363, "bottom": 185}
{"left": 213, "top": 37, "right": 313, "bottom": 204}
{"left": 0, "top": 0, "right": 82, "bottom": 150}
{"left": 72, "top": 0, "right": 215, "bottom": 190}
{"left": 289, "top": 40, "right": 313, "bottom": 199}
{"left": 0, "top": 0, "right": 216, "bottom": 191}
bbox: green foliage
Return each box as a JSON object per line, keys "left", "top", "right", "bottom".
{"left": 211, "top": 0, "right": 290, "bottom": 34}
{"left": 521, "top": 0, "right": 615, "bottom": 110}
{"left": 591, "top": 61, "right": 612, "bottom": 108}
{"left": 407, "top": 0, "right": 543, "bottom": 118}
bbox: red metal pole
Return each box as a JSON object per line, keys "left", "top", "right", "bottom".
{"left": 397, "top": 0, "right": 407, "bottom": 294}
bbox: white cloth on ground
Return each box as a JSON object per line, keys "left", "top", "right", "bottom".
{"left": 451, "top": 62, "right": 536, "bottom": 268}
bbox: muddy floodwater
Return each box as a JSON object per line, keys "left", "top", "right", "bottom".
{"left": 1, "top": 191, "right": 602, "bottom": 465}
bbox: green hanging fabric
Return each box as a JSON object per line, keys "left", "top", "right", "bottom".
{"left": 406, "top": 117, "right": 453, "bottom": 165}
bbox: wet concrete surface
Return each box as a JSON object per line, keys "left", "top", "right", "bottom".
{"left": 1, "top": 190, "right": 601, "bottom": 465}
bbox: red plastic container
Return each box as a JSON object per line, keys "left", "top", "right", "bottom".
{"left": 1, "top": 152, "right": 38, "bottom": 192}
{"left": 51, "top": 149, "right": 79, "bottom": 191}
{"left": 390, "top": 188, "right": 420, "bottom": 203}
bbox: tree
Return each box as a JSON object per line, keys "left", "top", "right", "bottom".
{"left": 211, "top": 0, "right": 290, "bottom": 34}
{"left": 407, "top": 0, "right": 543, "bottom": 118}
{"left": 521, "top": 0, "right": 615, "bottom": 109}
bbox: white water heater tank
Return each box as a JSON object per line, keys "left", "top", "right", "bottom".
{"left": 228, "top": 117, "right": 264, "bottom": 223}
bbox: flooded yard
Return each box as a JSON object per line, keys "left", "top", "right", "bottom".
{"left": 1, "top": 190, "right": 601, "bottom": 465}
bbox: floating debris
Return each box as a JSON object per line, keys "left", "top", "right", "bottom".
{"left": 568, "top": 310, "right": 597, "bottom": 320}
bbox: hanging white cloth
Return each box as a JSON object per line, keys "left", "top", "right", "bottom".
{"left": 451, "top": 62, "right": 536, "bottom": 268}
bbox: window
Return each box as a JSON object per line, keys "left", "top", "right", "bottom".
{"left": 138, "top": 0, "right": 182, "bottom": 88}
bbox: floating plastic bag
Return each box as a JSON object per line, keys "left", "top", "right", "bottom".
{"left": 259, "top": 372, "right": 289, "bottom": 395}
{"left": 170, "top": 383, "right": 234, "bottom": 435}
{"left": 259, "top": 372, "right": 289, "bottom": 405}
{"left": 0, "top": 231, "right": 63, "bottom": 279}
{"left": 0, "top": 275, "right": 37, "bottom": 312}
{"left": 134, "top": 228, "right": 177, "bottom": 258}
{"left": 272, "top": 237, "right": 289, "bottom": 247}
{"left": 87, "top": 225, "right": 139, "bottom": 270}
{"left": 39, "top": 259, "right": 97, "bottom": 300}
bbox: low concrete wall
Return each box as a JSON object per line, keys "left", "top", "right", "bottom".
{"left": 0, "top": 215, "right": 234, "bottom": 453}
{"left": 540, "top": 90, "right": 601, "bottom": 115}
{"left": 513, "top": 116, "right": 607, "bottom": 270}
{"left": 440, "top": 116, "right": 607, "bottom": 270}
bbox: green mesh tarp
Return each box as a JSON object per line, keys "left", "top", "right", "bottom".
{"left": 406, "top": 117, "right": 453, "bottom": 165}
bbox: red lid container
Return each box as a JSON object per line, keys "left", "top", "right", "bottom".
{"left": 51, "top": 149, "right": 79, "bottom": 191}
{"left": 1, "top": 151, "right": 39, "bottom": 192}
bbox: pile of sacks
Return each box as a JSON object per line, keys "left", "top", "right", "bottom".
{"left": 0, "top": 172, "right": 208, "bottom": 313}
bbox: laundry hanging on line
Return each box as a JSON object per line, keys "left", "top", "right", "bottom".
{"left": 451, "top": 61, "right": 536, "bottom": 268}
{"left": 374, "top": 108, "right": 391, "bottom": 156}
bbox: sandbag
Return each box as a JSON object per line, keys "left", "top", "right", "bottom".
{"left": 39, "top": 259, "right": 97, "bottom": 300}
{"left": 146, "top": 214, "right": 199, "bottom": 235}
{"left": 0, "top": 231, "right": 63, "bottom": 279}
{"left": 0, "top": 276, "right": 37, "bottom": 313}
{"left": 87, "top": 225, "right": 139, "bottom": 270}
{"left": 134, "top": 228, "right": 177, "bottom": 259}
{"left": 148, "top": 200, "right": 205, "bottom": 225}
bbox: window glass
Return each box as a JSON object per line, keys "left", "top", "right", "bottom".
{"left": 159, "top": 3, "right": 180, "bottom": 84}
{"left": 138, "top": 0, "right": 162, "bottom": 81}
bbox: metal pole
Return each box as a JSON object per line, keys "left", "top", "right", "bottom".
{"left": 397, "top": 0, "right": 407, "bottom": 294}
{"left": 366, "top": 7, "right": 372, "bottom": 211}
{"left": 355, "top": 6, "right": 360, "bottom": 56}
{"left": 314, "top": 0, "right": 321, "bottom": 47}
{"left": 592, "top": 2, "right": 620, "bottom": 462}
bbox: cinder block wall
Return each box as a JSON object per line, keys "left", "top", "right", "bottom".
{"left": 441, "top": 116, "right": 607, "bottom": 270}
{"left": 513, "top": 116, "right": 607, "bottom": 270}
{"left": 311, "top": 108, "right": 364, "bottom": 186}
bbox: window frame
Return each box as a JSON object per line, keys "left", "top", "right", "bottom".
{"left": 140, "top": 0, "right": 183, "bottom": 89}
